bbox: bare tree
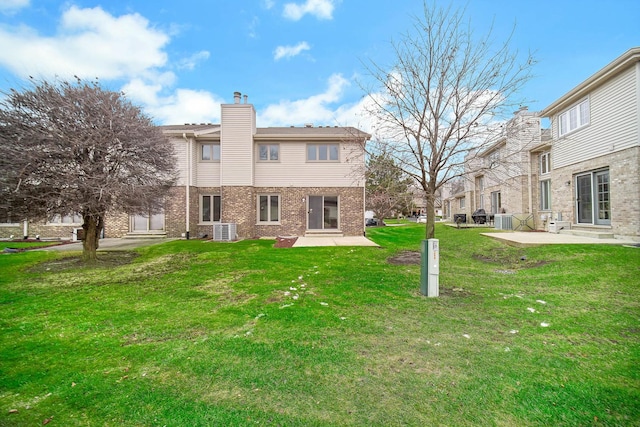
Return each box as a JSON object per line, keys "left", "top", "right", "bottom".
{"left": 0, "top": 78, "right": 177, "bottom": 262}
{"left": 361, "top": 1, "right": 535, "bottom": 239}
{"left": 366, "top": 151, "right": 412, "bottom": 223}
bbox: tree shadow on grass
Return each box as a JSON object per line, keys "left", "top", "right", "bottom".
{"left": 29, "top": 251, "right": 139, "bottom": 273}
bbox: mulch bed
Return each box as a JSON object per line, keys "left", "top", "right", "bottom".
{"left": 274, "top": 236, "right": 298, "bottom": 248}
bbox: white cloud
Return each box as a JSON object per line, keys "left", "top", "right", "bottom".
{"left": 258, "top": 73, "right": 373, "bottom": 129}
{"left": 0, "top": 5, "right": 168, "bottom": 80}
{"left": 0, "top": 0, "right": 29, "bottom": 13}
{"left": 283, "top": 0, "right": 336, "bottom": 21}
{"left": 122, "top": 79, "right": 224, "bottom": 125}
{"left": 262, "top": 0, "right": 275, "bottom": 9}
{"left": 273, "top": 41, "right": 310, "bottom": 60}
{"left": 178, "top": 50, "right": 210, "bottom": 70}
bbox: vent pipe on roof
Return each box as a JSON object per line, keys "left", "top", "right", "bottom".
{"left": 233, "top": 91, "right": 241, "bottom": 104}
{"left": 304, "top": 123, "right": 313, "bottom": 128}
{"left": 243, "top": 94, "right": 248, "bottom": 104}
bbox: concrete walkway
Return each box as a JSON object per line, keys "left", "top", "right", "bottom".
{"left": 482, "top": 231, "right": 638, "bottom": 247}
{"left": 293, "top": 236, "right": 379, "bottom": 247}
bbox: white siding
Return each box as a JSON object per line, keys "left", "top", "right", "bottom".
{"left": 254, "top": 141, "right": 365, "bottom": 187}
{"left": 196, "top": 162, "right": 221, "bottom": 187}
{"left": 171, "top": 140, "right": 188, "bottom": 186}
{"left": 220, "top": 104, "right": 255, "bottom": 186}
{"left": 553, "top": 66, "right": 639, "bottom": 169}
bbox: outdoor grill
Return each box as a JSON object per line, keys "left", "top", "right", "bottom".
{"left": 472, "top": 208, "right": 488, "bottom": 224}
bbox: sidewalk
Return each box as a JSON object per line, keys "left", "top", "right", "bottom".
{"left": 293, "top": 236, "right": 379, "bottom": 247}
{"left": 481, "top": 231, "right": 638, "bottom": 247}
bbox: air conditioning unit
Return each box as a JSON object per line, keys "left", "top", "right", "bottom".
{"left": 548, "top": 221, "right": 570, "bottom": 234}
{"left": 494, "top": 214, "right": 513, "bottom": 230}
{"left": 213, "top": 223, "right": 237, "bottom": 241}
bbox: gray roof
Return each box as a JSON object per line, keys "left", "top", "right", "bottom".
{"left": 160, "top": 124, "right": 370, "bottom": 140}
{"left": 255, "top": 126, "right": 370, "bottom": 140}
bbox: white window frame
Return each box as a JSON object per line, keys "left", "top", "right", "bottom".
{"left": 559, "top": 98, "right": 590, "bottom": 136}
{"left": 540, "top": 151, "right": 551, "bottom": 175}
{"left": 258, "top": 144, "right": 279, "bottom": 161}
{"left": 48, "top": 213, "right": 83, "bottom": 225}
{"left": 540, "top": 179, "right": 551, "bottom": 211}
{"left": 200, "top": 143, "right": 220, "bottom": 162}
{"left": 490, "top": 191, "right": 502, "bottom": 214}
{"left": 200, "top": 195, "right": 221, "bottom": 223}
{"left": 307, "top": 144, "right": 339, "bottom": 162}
{"left": 459, "top": 197, "right": 465, "bottom": 209}
{"left": 257, "top": 194, "right": 280, "bottom": 223}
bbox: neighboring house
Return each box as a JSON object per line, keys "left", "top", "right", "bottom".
{"left": 539, "top": 47, "right": 640, "bottom": 240}
{"left": 0, "top": 92, "right": 370, "bottom": 240}
{"left": 444, "top": 107, "right": 544, "bottom": 223}
{"left": 445, "top": 47, "right": 639, "bottom": 241}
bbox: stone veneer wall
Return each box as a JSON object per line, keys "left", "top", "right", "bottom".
{"left": 220, "top": 186, "right": 364, "bottom": 238}
{"left": 221, "top": 186, "right": 256, "bottom": 238}
{"left": 550, "top": 146, "right": 640, "bottom": 239}
{"left": 0, "top": 223, "right": 24, "bottom": 239}
{"left": 2, "top": 185, "right": 366, "bottom": 240}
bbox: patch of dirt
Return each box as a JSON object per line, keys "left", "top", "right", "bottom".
{"left": 274, "top": 236, "right": 298, "bottom": 248}
{"left": 473, "top": 250, "right": 550, "bottom": 270}
{"left": 29, "top": 251, "right": 139, "bottom": 273}
{"left": 388, "top": 251, "right": 421, "bottom": 265}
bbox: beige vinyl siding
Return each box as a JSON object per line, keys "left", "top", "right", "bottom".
{"left": 553, "top": 65, "right": 639, "bottom": 169}
{"left": 172, "top": 140, "right": 188, "bottom": 186}
{"left": 221, "top": 104, "right": 255, "bottom": 186}
{"left": 196, "top": 162, "right": 221, "bottom": 187}
{"left": 255, "top": 141, "right": 365, "bottom": 187}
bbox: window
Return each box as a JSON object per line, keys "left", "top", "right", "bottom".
{"left": 540, "top": 152, "right": 551, "bottom": 175}
{"left": 490, "top": 191, "right": 501, "bottom": 214}
{"left": 540, "top": 180, "right": 551, "bottom": 211}
{"left": 486, "top": 148, "right": 501, "bottom": 168}
{"left": 258, "top": 144, "right": 279, "bottom": 161}
{"left": 307, "top": 144, "right": 339, "bottom": 161}
{"left": 200, "top": 143, "right": 220, "bottom": 161}
{"left": 559, "top": 98, "right": 589, "bottom": 136}
{"left": 49, "top": 213, "right": 83, "bottom": 224}
{"left": 258, "top": 195, "right": 279, "bottom": 223}
{"left": 459, "top": 197, "right": 466, "bottom": 209}
{"left": 201, "top": 195, "right": 221, "bottom": 222}
{"left": 0, "top": 208, "right": 18, "bottom": 225}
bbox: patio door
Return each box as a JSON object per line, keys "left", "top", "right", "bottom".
{"left": 576, "top": 169, "right": 610, "bottom": 225}
{"left": 308, "top": 196, "right": 338, "bottom": 230}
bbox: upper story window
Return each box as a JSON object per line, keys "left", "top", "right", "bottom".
{"left": 485, "top": 148, "right": 501, "bottom": 168}
{"left": 307, "top": 144, "right": 339, "bottom": 162}
{"left": 200, "top": 143, "right": 220, "bottom": 161}
{"left": 49, "top": 213, "right": 83, "bottom": 225}
{"left": 540, "top": 151, "right": 551, "bottom": 175}
{"left": 258, "top": 144, "right": 279, "bottom": 161}
{"left": 459, "top": 197, "right": 466, "bottom": 209}
{"left": 559, "top": 98, "right": 589, "bottom": 136}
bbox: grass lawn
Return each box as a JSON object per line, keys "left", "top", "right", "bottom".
{"left": 1, "top": 224, "right": 638, "bottom": 426}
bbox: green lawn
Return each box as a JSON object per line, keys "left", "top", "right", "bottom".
{"left": 1, "top": 224, "right": 638, "bottom": 426}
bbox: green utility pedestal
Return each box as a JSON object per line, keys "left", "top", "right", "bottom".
{"left": 420, "top": 239, "right": 439, "bottom": 297}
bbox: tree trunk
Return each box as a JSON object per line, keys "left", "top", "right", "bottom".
{"left": 82, "top": 215, "right": 102, "bottom": 263}
{"left": 425, "top": 191, "right": 436, "bottom": 240}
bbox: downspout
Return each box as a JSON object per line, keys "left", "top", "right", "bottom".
{"left": 527, "top": 150, "right": 533, "bottom": 217}
{"left": 183, "top": 133, "right": 191, "bottom": 240}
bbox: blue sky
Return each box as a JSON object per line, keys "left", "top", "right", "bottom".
{"left": 0, "top": 0, "right": 638, "bottom": 129}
